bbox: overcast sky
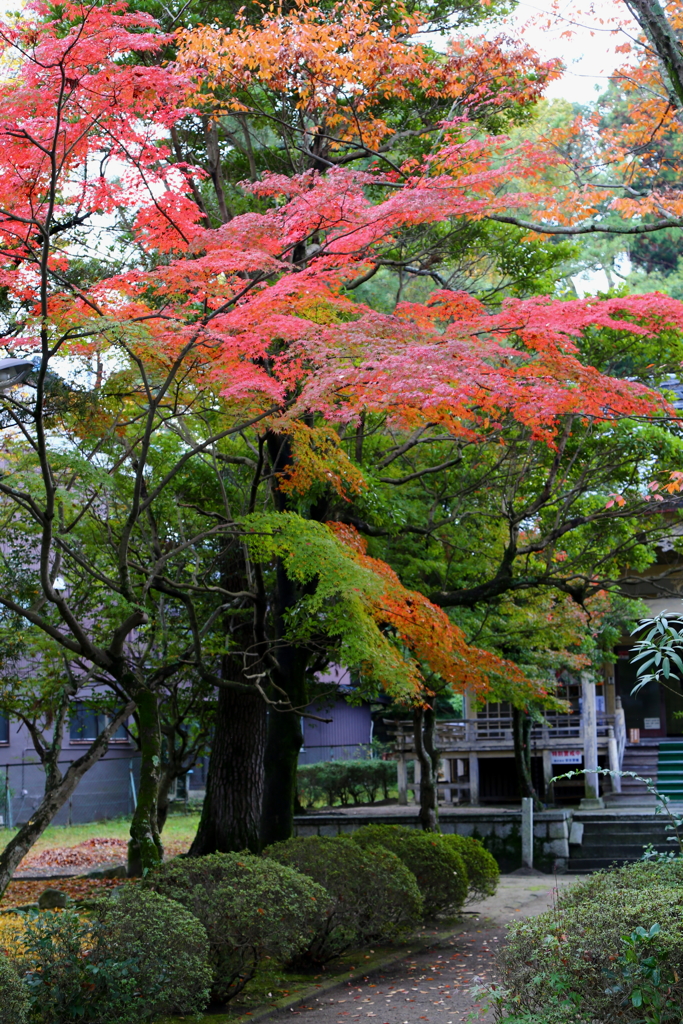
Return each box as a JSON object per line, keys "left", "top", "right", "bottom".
{"left": 508, "top": 0, "right": 640, "bottom": 104}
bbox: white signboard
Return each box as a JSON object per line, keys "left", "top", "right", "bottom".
{"left": 644, "top": 718, "right": 661, "bottom": 731}
{"left": 551, "top": 750, "right": 583, "bottom": 765}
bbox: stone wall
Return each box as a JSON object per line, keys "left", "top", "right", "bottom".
{"left": 293, "top": 808, "right": 572, "bottom": 873}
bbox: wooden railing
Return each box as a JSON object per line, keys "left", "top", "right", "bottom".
{"left": 388, "top": 713, "right": 618, "bottom": 752}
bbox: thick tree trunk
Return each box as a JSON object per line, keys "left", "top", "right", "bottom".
{"left": 259, "top": 646, "right": 307, "bottom": 848}
{"left": 189, "top": 686, "right": 266, "bottom": 855}
{"left": 512, "top": 706, "right": 542, "bottom": 810}
{"left": 260, "top": 433, "right": 316, "bottom": 848}
{"left": 0, "top": 702, "right": 134, "bottom": 897}
{"left": 128, "top": 689, "right": 163, "bottom": 877}
{"left": 414, "top": 703, "right": 439, "bottom": 831}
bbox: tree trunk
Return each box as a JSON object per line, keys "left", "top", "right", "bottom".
{"left": 414, "top": 703, "right": 439, "bottom": 831}
{"left": 0, "top": 702, "right": 134, "bottom": 897}
{"left": 259, "top": 649, "right": 307, "bottom": 848}
{"left": 156, "top": 767, "right": 175, "bottom": 834}
{"left": 512, "top": 706, "right": 542, "bottom": 810}
{"left": 260, "top": 434, "right": 316, "bottom": 848}
{"left": 128, "top": 689, "right": 163, "bottom": 877}
{"left": 189, "top": 686, "right": 266, "bottom": 855}
{"left": 626, "top": 0, "right": 683, "bottom": 109}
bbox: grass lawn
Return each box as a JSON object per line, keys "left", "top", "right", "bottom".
{"left": 0, "top": 811, "right": 200, "bottom": 857}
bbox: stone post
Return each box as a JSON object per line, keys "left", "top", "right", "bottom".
{"left": 521, "top": 797, "right": 533, "bottom": 869}
{"left": 397, "top": 757, "right": 408, "bottom": 805}
{"left": 607, "top": 727, "right": 621, "bottom": 793}
{"left": 581, "top": 673, "right": 604, "bottom": 808}
{"left": 413, "top": 757, "right": 421, "bottom": 805}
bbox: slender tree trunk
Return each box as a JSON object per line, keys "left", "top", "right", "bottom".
{"left": 189, "top": 686, "right": 266, "bottom": 855}
{"left": 128, "top": 689, "right": 163, "bottom": 877}
{"left": 0, "top": 702, "right": 134, "bottom": 897}
{"left": 156, "top": 767, "right": 174, "bottom": 834}
{"left": 512, "top": 705, "right": 542, "bottom": 810}
{"left": 414, "top": 703, "right": 439, "bottom": 831}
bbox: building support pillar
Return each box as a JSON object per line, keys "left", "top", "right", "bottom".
{"left": 469, "top": 752, "right": 479, "bottom": 806}
{"left": 542, "top": 748, "right": 554, "bottom": 801}
{"left": 581, "top": 673, "right": 604, "bottom": 808}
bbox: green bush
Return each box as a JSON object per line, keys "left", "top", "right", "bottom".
{"left": 555, "top": 858, "right": 683, "bottom": 908}
{"left": 437, "top": 834, "right": 499, "bottom": 902}
{"left": 350, "top": 824, "right": 468, "bottom": 917}
{"left": 92, "top": 887, "right": 212, "bottom": 1017}
{"left": 147, "top": 851, "right": 330, "bottom": 1002}
{"left": 264, "top": 835, "right": 422, "bottom": 965}
{"left": 297, "top": 760, "right": 396, "bottom": 807}
{"left": 0, "top": 953, "right": 28, "bottom": 1024}
{"left": 500, "top": 872, "right": 683, "bottom": 1022}
{"left": 19, "top": 892, "right": 211, "bottom": 1024}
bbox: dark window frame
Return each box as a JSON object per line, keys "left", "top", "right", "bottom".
{"left": 69, "top": 703, "right": 130, "bottom": 745}
{"left": 0, "top": 714, "right": 8, "bottom": 745}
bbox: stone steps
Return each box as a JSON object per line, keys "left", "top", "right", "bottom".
{"left": 568, "top": 816, "right": 674, "bottom": 872}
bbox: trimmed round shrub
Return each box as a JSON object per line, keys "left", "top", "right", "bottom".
{"left": 0, "top": 954, "right": 28, "bottom": 1024}
{"left": 92, "top": 887, "right": 212, "bottom": 1017}
{"left": 437, "top": 834, "right": 499, "bottom": 902}
{"left": 19, "top": 894, "right": 211, "bottom": 1024}
{"left": 146, "top": 851, "right": 330, "bottom": 1002}
{"left": 264, "top": 835, "right": 423, "bottom": 965}
{"left": 351, "top": 824, "right": 468, "bottom": 918}
{"left": 500, "top": 876, "right": 683, "bottom": 1021}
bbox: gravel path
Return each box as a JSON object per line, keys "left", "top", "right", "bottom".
{"left": 266, "top": 875, "right": 579, "bottom": 1024}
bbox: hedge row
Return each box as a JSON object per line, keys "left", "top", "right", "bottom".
{"left": 297, "top": 760, "right": 397, "bottom": 807}
{"left": 0, "top": 826, "right": 499, "bottom": 1024}
{"left": 499, "top": 859, "right": 683, "bottom": 1023}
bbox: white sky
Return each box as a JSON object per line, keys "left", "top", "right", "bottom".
{"left": 508, "top": 0, "right": 640, "bottom": 104}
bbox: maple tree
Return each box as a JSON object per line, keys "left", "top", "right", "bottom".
{"left": 0, "top": 0, "right": 558, "bottom": 874}
{"left": 1, "top": 0, "right": 683, "bottom": 875}
{"left": 480, "top": 0, "right": 683, "bottom": 245}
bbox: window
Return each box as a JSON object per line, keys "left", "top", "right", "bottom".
{"left": 70, "top": 704, "right": 129, "bottom": 743}
{"left": 0, "top": 714, "right": 7, "bottom": 744}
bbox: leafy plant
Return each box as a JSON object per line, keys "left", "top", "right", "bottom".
{"left": 499, "top": 870, "right": 683, "bottom": 1021}
{"left": 146, "top": 852, "right": 330, "bottom": 1001}
{"left": 630, "top": 614, "right": 683, "bottom": 695}
{"left": 0, "top": 953, "right": 28, "bottom": 1024}
{"left": 264, "top": 835, "right": 422, "bottom": 965}
{"left": 350, "top": 824, "right": 468, "bottom": 917}
{"left": 18, "top": 893, "right": 211, "bottom": 1024}
{"left": 90, "top": 887, "right": 212, "bottom": 1018}
{"left": 437, "top": 834, "right": 499, "bottom": 903}
{"left": 604, "top": 923, "right": 678, "bottom": 1024}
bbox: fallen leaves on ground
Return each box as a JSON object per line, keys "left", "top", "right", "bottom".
{"left": 22, "top": 837, "right": 129, "bottom": 869}
{"left": 0, "top": 876, "right": 131, "bottom": 912}
{"left": 17, "top": 832, "right": 190, "bottom": 872}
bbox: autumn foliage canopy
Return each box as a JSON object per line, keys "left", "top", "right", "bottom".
{"left": 0, "top": 0, "right": 682, "bottom": 710}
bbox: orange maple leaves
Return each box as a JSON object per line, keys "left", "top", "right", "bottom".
{"left": 177, "top": 0, "right": 560, "bottom": 153}
{"left": 329, "top": 522, "right": 551, "bottom": 705}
